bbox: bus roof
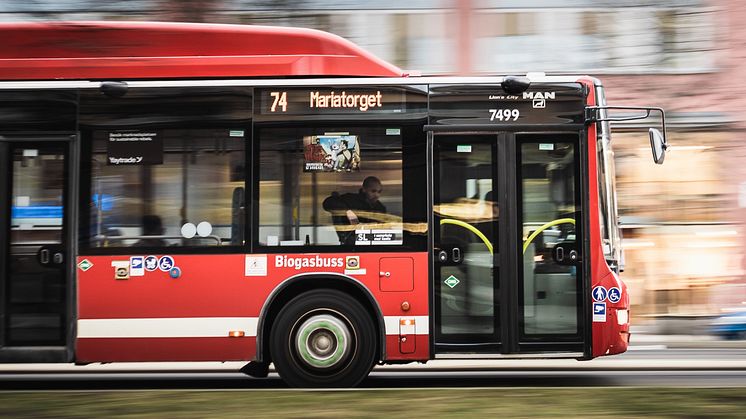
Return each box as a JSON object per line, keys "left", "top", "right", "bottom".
{"left": 0, "top": 21, "right": 406, "bottom": 81}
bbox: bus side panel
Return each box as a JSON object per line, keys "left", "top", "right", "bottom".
{"left": 591, "top": 272, "right": 630, "bottom": 357}
{"left": 577, "top": 78, "right": 630, "bottom": 358}
{"left": 75, "top": 252, "right": 430, "bottom": 363}
{"left": 77, "top": 338, "right": 256, "bottom": 362}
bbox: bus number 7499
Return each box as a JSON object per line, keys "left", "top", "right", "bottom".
{"left": 489, "top": 108, "right": 520, "bottom": 121}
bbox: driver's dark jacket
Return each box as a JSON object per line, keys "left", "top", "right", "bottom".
{"left": 322, "top": 190, "right": 387, "bottom": 244}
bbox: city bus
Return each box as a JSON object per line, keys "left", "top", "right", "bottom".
{"left": 0, "top": 21, "right": 667, "bottom": 387}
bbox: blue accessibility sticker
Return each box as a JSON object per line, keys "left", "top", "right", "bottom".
{"left": 158, "top": 255, "right": 175, "bottom": 272}
{"left": 592, "top": 285, "right": 608, "bottom": 302}
{"left": 144, "top": 255, "right": 159, "bottom": 272}
{"left": 608, "top": 287, "right": 622, "bottom": 304}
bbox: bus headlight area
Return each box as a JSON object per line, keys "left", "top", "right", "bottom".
{"left": 617, "top": 309, "right": 630, "bottom": 326}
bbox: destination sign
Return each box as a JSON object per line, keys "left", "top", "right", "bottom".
{"left": 429, "top": 83, "right": 586, "bottom": 126}
{"left": 257, "top": 87, "right": 422, "bottom": 116}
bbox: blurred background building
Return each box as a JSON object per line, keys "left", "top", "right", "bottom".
{"left": 2, "top": 0, "right": 745, "bottom": 328}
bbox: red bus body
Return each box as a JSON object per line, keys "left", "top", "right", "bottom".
{"left": 0, "top": 22, "right": 644, "bottom": 387}
{"left": 0, "top": 21, "right": 405, "bottom": 79}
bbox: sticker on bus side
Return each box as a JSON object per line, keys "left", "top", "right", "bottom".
{"left": 344, "top": 256, "right": 366, "bottom": 275}
{"left": 130, "top": 256, "right": 144, "bottom": 277}
{"left": 111, "top": 260, "right": 130, "bottom": 280}
{"left": 245, "top": 255, "right": 268, "bottom": 276}
{"left": 608, "top": 287, "right": 622, "bottom": 304}
{"left": 592, "top": 286, "right": 608, "bottom": 302}
{"left": 355, "top": 229, "right": 403, "bottom": 245}
{"left": 144, "top": 255, "right": 158, "bottom": 272}
{"left": 593, "top": 302, "right": 607, "bottom": 322}
{"left": 77, "top": 259, "right": 93, "bottom": 271}
{"left": 158, "top": 256, "right": 175, "bottom": 272}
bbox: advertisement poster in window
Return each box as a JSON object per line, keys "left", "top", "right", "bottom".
{"left": 106, "top": 130, "right": 163, "bottom": 165}
{"left": 303, "top": 135, "right": 360, "bottom": 172}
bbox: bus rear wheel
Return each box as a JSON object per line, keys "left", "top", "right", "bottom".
{"left": 270, "top": 289, "right": 377, "bottom": 388}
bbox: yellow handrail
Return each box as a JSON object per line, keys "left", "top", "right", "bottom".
{"left": 439, "top": 217, "right": 575, "bottom": 256}
{"left": 439, "top": 219, "right": 493, "bottom": 255}
{"left": 522, "top": 218, "right": 575, "bottom": 254}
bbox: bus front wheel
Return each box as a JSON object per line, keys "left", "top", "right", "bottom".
{"left": 270, "top": 289, "right": 377, "bottom": 388}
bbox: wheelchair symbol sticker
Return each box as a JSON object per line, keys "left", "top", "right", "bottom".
{"left": 158, "top": 255, "right": 175, "bottom": 272}
{"left": 608, "top": 287, "right": 621, "bottom": 304}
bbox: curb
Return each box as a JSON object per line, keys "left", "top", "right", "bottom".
{"left": 2, "top": 359, "right": 746, "bottom": 375}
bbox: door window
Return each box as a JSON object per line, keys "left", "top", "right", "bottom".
{"left": 5, "top": 144, "right": 67, "bottom": 345}
{"left": 518, "top": 137, "right": 580, "bottom": 336}
{"left": 434, "top": 137, "right": 497, "bottom": 341}
{"left": 433, "top": 133, "right": 584, "bottom": 352}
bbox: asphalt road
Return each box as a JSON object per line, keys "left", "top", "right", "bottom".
{"left": 3, "top": 370, "right": 746, "bottom": 390}
{"left": 2, "top": 347, "right": 746, "bottom": 390}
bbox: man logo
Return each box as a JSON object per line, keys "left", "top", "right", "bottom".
{"left": 523, "top": 91, "right": 555, "bottom": 109}
{"left": 346, "top": 256, "right": 360, "bottom": 270}
{"left": 522, "top": 92, "right": 556, "bottom": 100}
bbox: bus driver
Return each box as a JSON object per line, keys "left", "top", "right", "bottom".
{"left": 323, "top": 176, "right": 387, "bottom": 245}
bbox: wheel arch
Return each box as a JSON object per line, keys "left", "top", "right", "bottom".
{"left": 255, "top": 273, "right": 386, "bottom": 363}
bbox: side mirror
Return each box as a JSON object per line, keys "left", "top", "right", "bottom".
{"left": 649, "top": 128, "right": 667, "bottom": 165}
{"left": 587, "top": 105, "right": 668, "bottom": 165}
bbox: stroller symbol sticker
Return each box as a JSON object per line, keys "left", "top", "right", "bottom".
{"left": 144, "top": 255, "right": 158, "bottom": 272}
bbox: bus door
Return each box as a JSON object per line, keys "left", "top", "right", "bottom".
{"left": 432, "top": 132, "right": 585, "bottom": 356}
{"left": 0, "top": 137, "right": 76, "bottom": 362}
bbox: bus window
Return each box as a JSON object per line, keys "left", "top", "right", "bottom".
{"left": 256, "top": 126, "right": 403, "bottom": 247}
{"left": 87, "top": 128, "right": 246, "bottom": 248}
{"left": 519, "top": 136, "right": 581, "bottom": 337}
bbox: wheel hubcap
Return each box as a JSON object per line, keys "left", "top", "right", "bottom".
{"left": 295, "top": 313, "right": 351, "bottom": 369}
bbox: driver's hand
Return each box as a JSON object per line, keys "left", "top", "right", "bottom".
{"left": 346, "top": 210, "right": 359, "bottom": 224}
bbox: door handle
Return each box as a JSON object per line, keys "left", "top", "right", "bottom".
{"left": 452, "top": 247, "right": 462, "bottom": 263}
{"left": 39, "top": 248, "right": 50, "bottom": 265}
{"left": 435, "top": 246, "right": 463, "bottom": 265}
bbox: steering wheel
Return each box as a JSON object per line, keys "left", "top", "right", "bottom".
{"left": 522, "top": 218, "right": 575, "bottom": 254}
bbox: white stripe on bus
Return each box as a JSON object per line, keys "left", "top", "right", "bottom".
{"left": 77, "top": 315, "right": 429, "bottom": 338}
{"left": 77, "top": 318, "right": 260, "bottom": 338}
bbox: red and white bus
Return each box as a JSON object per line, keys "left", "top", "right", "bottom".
{"left": 0, "top": 21, "right": 666, "bottom": 387}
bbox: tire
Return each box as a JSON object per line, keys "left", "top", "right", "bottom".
{"left": 270, "top": 289, "right": 378, "bottom": 388}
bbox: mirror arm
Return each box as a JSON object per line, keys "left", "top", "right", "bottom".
{"left": 586, "top": 105, "right": 667, "bottom": 146}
